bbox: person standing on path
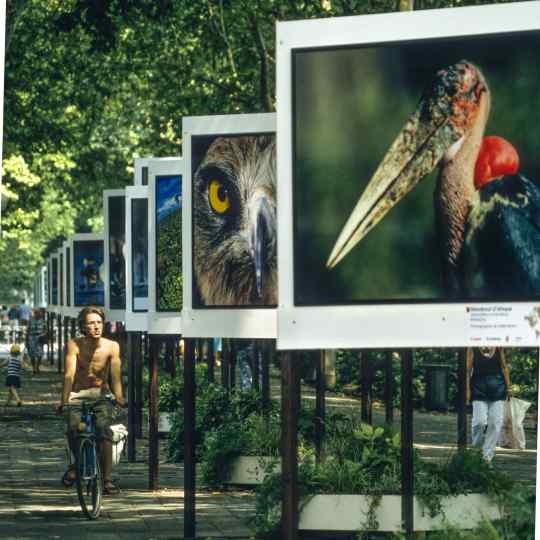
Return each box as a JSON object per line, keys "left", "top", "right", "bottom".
{"left": 55, "top": 306, "right": 125, "bottom": 495}
{"left": 466, "top": 347, "right": 512, "bottom": 464}
{"left": 26, "top": 308, "right": 47, "bottom": 374}
{"left": 7, "top": 305, "right": 19, "bottom": 343}
{"left": 1, "top": 344, "right": 30, "bottom": 406}
{"left": 17, "top": 299, "right": 32, "bottom": 340}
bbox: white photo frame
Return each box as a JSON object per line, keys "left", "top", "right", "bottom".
{"left": 125, "top": 185, "right": 149, "bottom": 332}
{"left": 63, "top": 239, "right": 78, "bottom": 317}
{"left": 41, "top": 265, "right": 48, "bottom": 308}
{"left": 148, "top": 157, "right": 184, "bottom": 335}
{"left": 276, "top": 2, "right": 540, "bottom": 349}
{"left": 40, "top": 266, "right": 47, "bottom": 308}
{"left": 182, "top": 113, "right": 277, "bottom": 339}
{"left": 103, "top": 189, "right": 127, "bottom": 321}
{"left": 133, "top": 157, "right": 151, "bottom": 186}
{"left": 57, "top": 246, "right": 65, "bottom": 313}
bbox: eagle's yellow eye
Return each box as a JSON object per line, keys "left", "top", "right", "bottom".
{"left": 208, "top": 180, "right": 231, "bottom": 214}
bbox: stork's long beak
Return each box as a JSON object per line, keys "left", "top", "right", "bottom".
{"left": 326, "top": 111, "right": 454, "bottom": 268}
{"left": 248, "top": 192, "right": 275, "bottom": 297}
{"left": 326, "top": 60, "right": 486, "bottom": 269}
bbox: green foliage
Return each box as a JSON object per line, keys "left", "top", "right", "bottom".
{"left": 505, "top": 349, "right": 538, "bottom": 405}
{"left": 4, "top": 0, "right": 525, "bottom": 298}
{"left": 158, "top": 363, "right": 208, "bottom": 413}
{"left": 200, "top": 411, "right": 281, "bottom": 488}
{"left": 253, "top": 418, "right": 516, "bottom": 536}
{"left": 156, "top": 208, "right": 182, "bottom": 311}
{"left": 493, "top": 484, "right": 536, "bottom": 540}
{"left": 335, "top": 348, "right": 537, "bottom": 411}
{"left": 167, "top": 385, "right": 266, "bottom": 462}
{"left": 392, "top": 485, "right": 535, "bottom": 539}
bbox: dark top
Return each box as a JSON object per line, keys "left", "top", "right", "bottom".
{"left": 471, "top": 348, "right": 507, "bottom": 402}
{"left": 472, "top": 348, "right": 503, "bottom": 377}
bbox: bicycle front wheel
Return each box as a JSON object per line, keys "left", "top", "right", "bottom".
{"left": 75, "top": 437, "right": 103, "bottom": 519}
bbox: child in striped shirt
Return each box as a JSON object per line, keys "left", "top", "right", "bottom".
{"left": 1, "top": 344, "right": 29, "bottom": 406}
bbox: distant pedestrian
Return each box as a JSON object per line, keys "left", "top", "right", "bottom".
{"left": 1, "top": 344, "right": 29, "bottom": 406}
{"left": 0, "top": 305, "right": 8, "bottom": 342}
{"left": 26, "top": 309, "right": 47, "bottom": 374}
{"left": 236, "top": 341, "right": 254, "bottom": 391}
{"left": 7, "top": 305, "right": 19, "bottom": 343}
{"left": 17, "top": 299, "right": 32, "bottom": 340}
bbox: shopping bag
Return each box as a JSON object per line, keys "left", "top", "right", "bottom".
{"left": 499, "top": 398, "right": 531, "bottom": 450}
{"left": 110, "top": 424, "right": 128, "bottom": 465}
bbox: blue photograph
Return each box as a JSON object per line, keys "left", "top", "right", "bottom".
{"left": 74, "top": 240, "right": 105, "bottom": 306}
{"left": 156, "top": 175, "right": 182, "bottom": 311}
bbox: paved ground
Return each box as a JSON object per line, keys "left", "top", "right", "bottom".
{"left": 303, "top": 391, "right": 538, "bottom": 486}
{"left": 0, "top": 344, "right": 255, "bottom": 540}
{"left": 0, "top": 343, "right": 536, "bottom": 539}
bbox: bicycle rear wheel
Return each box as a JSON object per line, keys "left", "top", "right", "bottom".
{"left": 75, "top": 438, "right": 103, "bottom": 519}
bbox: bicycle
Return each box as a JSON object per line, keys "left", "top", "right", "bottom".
{"left": 73, "top": 399, "right": 107, "bottom": 519}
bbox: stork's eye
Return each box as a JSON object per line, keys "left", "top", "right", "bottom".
{"left": 208, "top": 179, "right": 231, "bottom": 214}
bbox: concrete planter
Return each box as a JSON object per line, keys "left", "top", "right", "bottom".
{"left": 299, "top": 494, "right": 501, "bottom": 532}
{"left": 224, "top": 456, "right": 280, "bottom": 485}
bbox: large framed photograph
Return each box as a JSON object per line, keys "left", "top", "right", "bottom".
{"left": 51, "top": 255, "right": 59, "bottom": 307}
{"left": 276, "top": 2, "right": 540, "bottom": 349}
{"left": 62, "top": 239, "right": 77, "bottom": 317}
{"left": 64, "top": 241, "right": 72, "bottom": 309}
{"left": 148, "top": 158, "right": 183, "bottom": 334}
{"left": 35, "top": 266, "right": 47, "bottom": 308}
{"left": 182, "top": 113, "right": 277, "bottom": 338}
{"left": 46, "top": 259, "right": 51, "bottom": 306}
{"left": 125, "top": 184, "right": 149, "bottom": 332}
{"left": 71, "top": 233, "right": 105, "bottom": 307}
{"left": 104, "top": 190, "right": 126, "bottom": 319}
{"left": 58, "top": 248, "right": 64, "bottom": 308}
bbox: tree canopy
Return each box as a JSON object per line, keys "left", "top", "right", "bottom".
{"left": 1, "top": 0, "right": 519, "bottom": 300}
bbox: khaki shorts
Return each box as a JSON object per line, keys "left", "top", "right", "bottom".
{"left": 65, "top": 392, "right": 113, "bottom": 442}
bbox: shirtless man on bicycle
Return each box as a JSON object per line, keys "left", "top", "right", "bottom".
{"left": 55, "top": 306, "right": 125, "bottom": 495}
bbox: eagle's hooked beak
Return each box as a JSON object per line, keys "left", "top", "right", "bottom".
{"left": 326, "top": 61, "right": 485, "bottom": 269}
{"left": 248, "top": 192, "right": 275, "bottom": 298}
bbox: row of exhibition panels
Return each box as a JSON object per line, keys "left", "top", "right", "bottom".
{"left": 32, "top": 2, "right": 540, "bottom": 350}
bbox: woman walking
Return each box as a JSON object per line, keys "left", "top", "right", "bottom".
{"left": 26, "top": 308, "right": 47, "bottom": 374}
{"left": 466, "top": 347, "right": 512, "bottom": 464}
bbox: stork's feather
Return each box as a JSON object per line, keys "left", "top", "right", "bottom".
{"left": 462, "top": 174, "right": 540, "bottom": 298}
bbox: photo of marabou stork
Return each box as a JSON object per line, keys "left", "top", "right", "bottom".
{"left": 327, "top": 60, "right": 540, "bottom": 300}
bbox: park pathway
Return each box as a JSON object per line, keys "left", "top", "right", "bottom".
{"left": 0, "top": 343, "right": 537, "bottom": 539}
{"left": 0, "top": 344, "right": 254, "bottom": 540}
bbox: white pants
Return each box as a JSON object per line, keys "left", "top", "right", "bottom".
{"left": 471, "top": 400, "right": 505, "bottom": 461}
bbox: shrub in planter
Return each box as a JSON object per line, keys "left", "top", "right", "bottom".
{"left": 392, "top": 484, "right": 535, "bottom": 540}
{"left": 167, "top": 386, "right": 267, "bottom": 462}
{"left": 144, "top": 363, "right": 209, "bottom": 413}
{"left": 254, "top": 419, "right": 515, "bottom": 536}
{"left": 200, "top": 411, "right": 281, "bottom": 488}
{"left": 199, "top": 401, "right": 356, "bottom": 488}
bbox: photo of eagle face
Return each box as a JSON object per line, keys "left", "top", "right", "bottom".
{"left": 192, "top": 134, "right": 277, "bottom": 307}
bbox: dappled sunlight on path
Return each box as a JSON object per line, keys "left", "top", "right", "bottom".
{"left": 0, "top": 356, "right": 254, "bottom": 539}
